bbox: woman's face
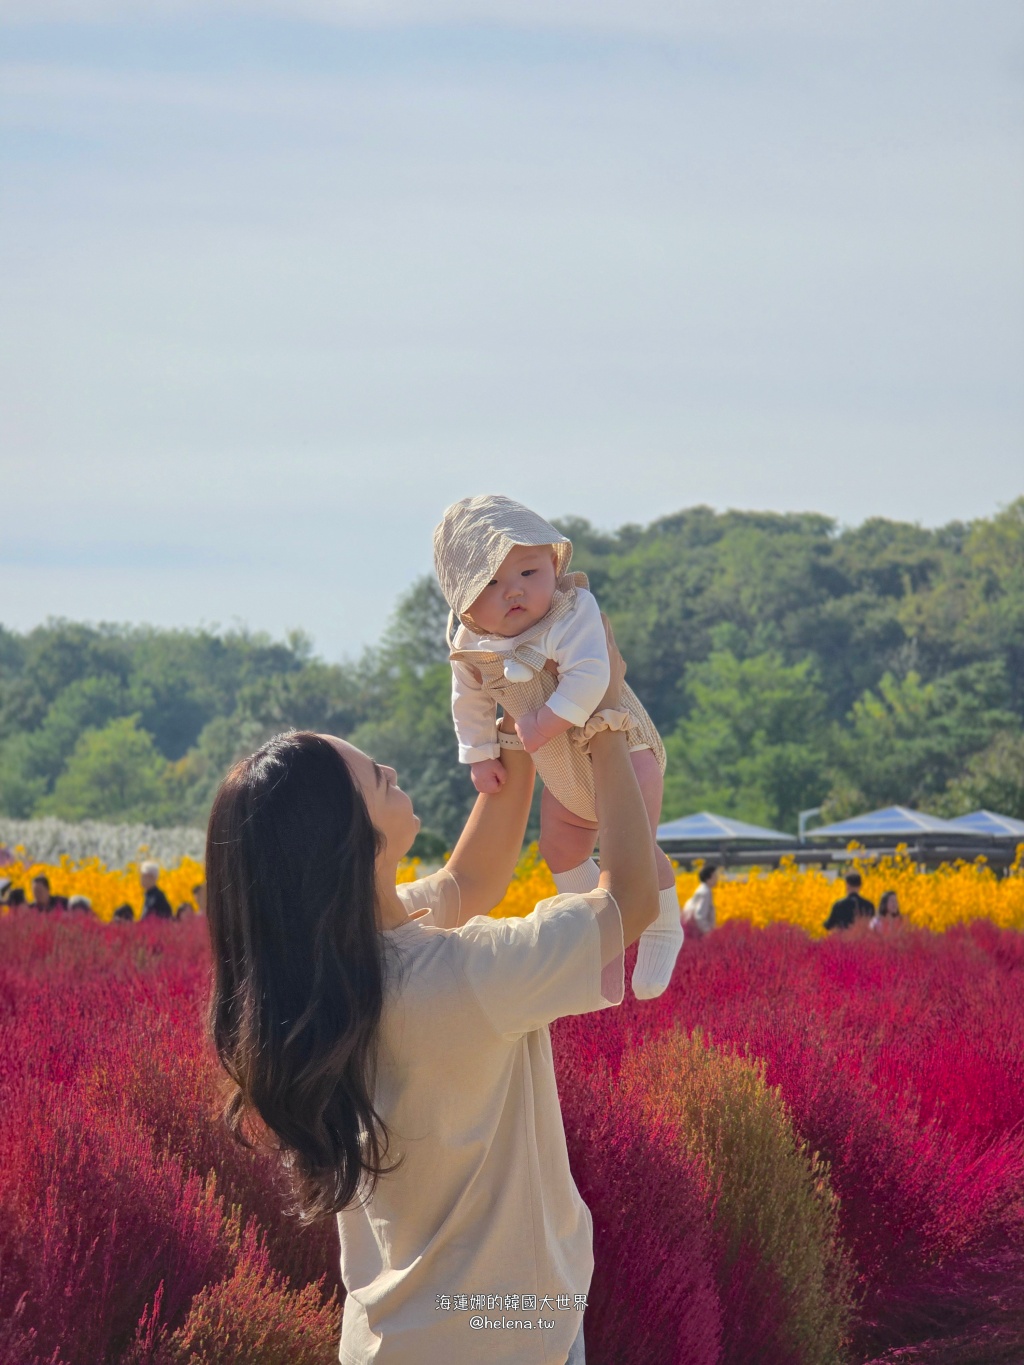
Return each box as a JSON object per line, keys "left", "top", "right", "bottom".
{"left": 324, "top": 737, "right": 421, "bottom": 862}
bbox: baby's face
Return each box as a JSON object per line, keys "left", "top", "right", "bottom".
{"left": 465, "top": 543, "right": 558, "bottom": 637}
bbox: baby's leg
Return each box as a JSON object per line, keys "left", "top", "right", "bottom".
{"left": 539, "top": 786, "right": 601, "bottom": 894}
{"left": 627, "top": 748, "right": 684, "bottom": 999}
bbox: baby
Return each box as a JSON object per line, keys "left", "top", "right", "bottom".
{"left": 432, "top": 494, "right": 684, "bottom": 999}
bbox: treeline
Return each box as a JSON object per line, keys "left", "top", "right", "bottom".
{"left": 1, "top": 500, "right": 1022, "bottom": 846}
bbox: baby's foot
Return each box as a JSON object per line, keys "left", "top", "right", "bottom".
{"left": 631, "top": 886, "right": 684, "bottom": 999}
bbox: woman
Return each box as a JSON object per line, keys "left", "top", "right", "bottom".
{"left": 205, "top": 628, "right": 658, "bottom": 1365}
{"left": 870, "top": 889, "right": 900, "bottom": 929}
{"left": 681, "top": 862, "right": 718, "bottom": 939}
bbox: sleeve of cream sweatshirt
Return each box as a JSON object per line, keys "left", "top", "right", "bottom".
{"left": 451, "top": 660, "right": 501, "bottom": 763}
{"left": 543, "top": 589, "right": 612, "bottom": 728}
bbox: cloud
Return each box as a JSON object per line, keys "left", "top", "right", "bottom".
{"left": 1, "top": 0, "right": 1020, "bottom": 45}
{"left": 0, "top": 0, "right": 893, "bottom": 34}
{"left": 1, "top": 6, "right": 1021, "bottom": 653}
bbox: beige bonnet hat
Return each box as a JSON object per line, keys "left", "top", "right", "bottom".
{"left": 433, "top": 494, "right": 572, "bottom": 620}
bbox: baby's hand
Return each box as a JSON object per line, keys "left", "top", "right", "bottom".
{"left": 471, "top": 758, "right": 507, "bottom": 794}
{"left": 515, "top": 705, "right": 573, "bottom": 754}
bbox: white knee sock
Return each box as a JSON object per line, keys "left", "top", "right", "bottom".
{"left": 553, "top": 860, "right": 601, "bottom": 895}
{"left": 631, "top": 885, "right": 683, "bottom": 1000}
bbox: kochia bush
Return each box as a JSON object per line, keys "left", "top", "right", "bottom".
{"left": 2, "top": 909, "right": 1024, "bottom": 1364}
{"left": 622, "top": 1028, "right": 854, "bottom": 1365}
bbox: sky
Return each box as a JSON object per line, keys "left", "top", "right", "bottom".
{"left": 2, "top": 1, "right": 1022, "bottom": 659}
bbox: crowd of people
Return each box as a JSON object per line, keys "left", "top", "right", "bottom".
{"left": 677, "top": 863, "right": 901, "bottom": 938}
{"left": 824, "top": 871, "right": 901, "bottom": 932}
{"left": 0, "top": 861, "right": 205, "bottom": 922}
{"left": 0, "top": 852, "right": 898, "bottom": 933}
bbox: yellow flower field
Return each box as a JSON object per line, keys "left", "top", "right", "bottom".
{"left": 4, "top": 842, "right": 1023, "bottom": 932}
{"left": 0, "top": 853, "right": 206, "bottom": 920}
{"left": 483, "top": 843, "right": 1024, "bottom": 936}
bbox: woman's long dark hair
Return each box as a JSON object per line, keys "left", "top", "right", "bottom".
{"left": 878, "top": 889, "right": 899, "bottom": 917}
{"left": 206, "top": 730, "right": 397, "bottom": 1221}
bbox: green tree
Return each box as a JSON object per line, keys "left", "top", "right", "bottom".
{"left": 376, "top": 575, "right": 452, "bottom": 673}
{"left": 2, "top": 502, "right": 1022, "bottom": 832}
{"left": 0, "top": 676, "right": 129, "bottom": 816}
{"left": 39, "top": 716, "right": 171, "bottom": 823}
{"left": 126, "top": 625, "right": 312, "bottom": 760}
{"left": 564, "top": 508, "right": 840, "bottom": 730}
{"left": 156, "top": 578, "right": 459, "bottom": 834}
{"left": 936, "top": 731, "right": 1024, "bottom": 820}
{"left": 157, "top": 657, "right": 370, "bottom": 827}
{"left": 663, "top": 651, "right": 830, "bottom": 832}
{"left": 899, "top": 498, "right": 1024, "bottom": 711}
{"left": 0, "top": 620, "right": 130, "bottom": 742}
{"left": 826, "top": 662, "right": 1016, "bottom": 815}
{"left": 348, "top": 662, "right": 473, "bottom": 849}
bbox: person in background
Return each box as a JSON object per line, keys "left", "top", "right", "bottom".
{"left": 8, "top": 887, "right": 26, "bottom": 909}
{"left": 67, "top": 895, "right": 93, "bottom": 914}
{"left": 176, "top": 884, "right": 207, "bottom": 919}
{"left": 824, "top": 871, "right": 874, "bottom": 931}
{"left": 140, "top": 861, "right": 174, "bottom": 920}
{"left": 113, "top": 903, "right": 135, "bottom": 922}
{"left": 30, "top": 875, "right": 67, "bottom": 913}
{"left": 0, "top": 877, "right": 11, "bottom": 909}
{"left": 682, "top": 863, "right": 718, "bottom": 939}
{"left": 870, "top": 890, "right": 900, "bottom": 930}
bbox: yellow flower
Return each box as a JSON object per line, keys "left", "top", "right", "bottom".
{"left": 1, "top": 856, "right": 205, "bottom": 921}
{"left": 482, "top": 842, "right": 1024, "bottom": 934}
{"left": 5, "top": 842, "right": 1021, "bottom": 933}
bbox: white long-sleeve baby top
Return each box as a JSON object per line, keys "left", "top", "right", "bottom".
{"left": 451, "top": 587, "right": 610, "bottom": 763}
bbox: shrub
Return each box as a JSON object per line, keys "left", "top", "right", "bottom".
{"left": 555, "top": 922, "right": 1024, "bottom": 1361}
{"left": 0, "top": 1082, "right": 232, "bottom": 1365}
{"left": 5, "top": 903, "right": 1024, "bottom": 1363}
{"left": 82, "top": 1003, "right": 342, "bottom": 1294}
{"left": 621, "top": 1028, "right": 855, "bottom": 1365}
{"left": 147, "top": 1227, "right": 340, "bottom": 1365}
{"left": 556, "top": 1055, "right": 722, "bottom": 1365}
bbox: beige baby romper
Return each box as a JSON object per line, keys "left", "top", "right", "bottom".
{"left": 448, "top": 571, "right": 665, "bottom": 824}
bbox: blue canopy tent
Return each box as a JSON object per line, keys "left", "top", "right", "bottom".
{"left": 945, "top": 809, "right": 1024, "bottom": 839}
{"left": 808, "top": 806, "right": 965, "bottom": 840}
{"left": 656, "top": 811, "right": 795, "bottom": 843}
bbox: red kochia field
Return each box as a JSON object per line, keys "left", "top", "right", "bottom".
{"left": 1, "top": 912, "right": 1023, "bottom": 1365}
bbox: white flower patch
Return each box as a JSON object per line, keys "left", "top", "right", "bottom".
{"left": 0, "top": 818, "right": 205, "bottom": 869}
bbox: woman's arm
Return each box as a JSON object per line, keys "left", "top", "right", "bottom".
{"left": 592, "top": 734, "right": 659, "bottom": 948}
{"left": 590, "top": 619, "right": 659, "bottom": 948}
{"left": 444, "top": 715, "right": 535, "bottom": 922}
